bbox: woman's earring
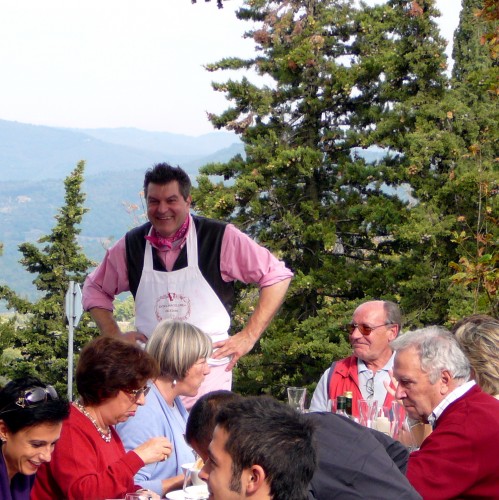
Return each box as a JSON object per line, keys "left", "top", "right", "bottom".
{"left": 172, "top": 379, "right": 177, "bottom": 387}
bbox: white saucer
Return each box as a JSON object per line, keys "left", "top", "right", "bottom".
{"left": 165, "top": 485, "right": 209, "bottom": 499}
{"left": 165, "top": 491, "right": 184, "bottom": 500}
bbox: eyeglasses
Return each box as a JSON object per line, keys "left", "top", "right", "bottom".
{"left": 347, "top": 322, "right": 393, "bottom": 336}
{"left": 0, "top": 385, "right": 59, "bottom": 414}
{"left": 366, "top": 376, "right": 375, "bottom": 399}
{"left": 126, "top": 385, "right": 151, "bottom": 402}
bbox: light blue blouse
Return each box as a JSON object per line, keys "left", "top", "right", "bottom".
{"left": 115, "top": 382, "right": 195, "bottom": 496}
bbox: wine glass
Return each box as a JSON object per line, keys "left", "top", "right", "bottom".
{"left": 287, "top": 386, "right": 307, "bottom": 413}
{"left": 358, "top": 399, "right": 377, "bottom": 428}
{"left": 182, "top": 463, "right": 208, "bottom": 499}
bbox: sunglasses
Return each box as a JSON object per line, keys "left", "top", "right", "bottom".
{"left": 0, "top": 385, "right": 59, "bottom": 414}
{"left": 126, "top": 384, "right": 151, "bottom": 401}
{"left": 366, "top": 376, "right": 375, "bottom": 399}
{"left": 347, "top": 322, "right": 393, "bottom": 336}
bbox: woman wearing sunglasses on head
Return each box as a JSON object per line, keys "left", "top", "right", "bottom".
{"left": 116, "top": 320, "right": 212, "bottom": 498}
{"left": 0, "top": 376, "right": 69, "bottom": 500}
{"left": 31, "top": 336, "right": 173, "bottom": 500}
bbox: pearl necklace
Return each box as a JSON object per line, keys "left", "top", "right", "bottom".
{"left": 73, "top": 401, "right": 112, "bottom": 443}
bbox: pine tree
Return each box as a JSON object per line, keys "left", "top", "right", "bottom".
{"left": 452, "top": 0, "right": 495, "bottom": 85}
{"left": 352, "top": 0, "right": 497, "bottom": 319}
{"left": 191, "top": 0, "right": 496, "bottom": 397}
{"left": 446, "top": 0, "right": 498, "bottom": 316}
{"left": 0, "top": 161, "right": 96, "bottom": 395}
{"left": 194, "top": 0, "right": 420, "bottom": 397}
{"left": 354, "top": 0, "right": 462, "bottom": 325}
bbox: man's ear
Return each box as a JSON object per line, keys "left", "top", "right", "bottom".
{"left": 388, "top": 324, "right": 399, "bottom": 342}
{"left": 245, "top": 465, "right": 267, "bottom": 495}
{"left": 439, "top": 369, "right": 453, "bottom": 395}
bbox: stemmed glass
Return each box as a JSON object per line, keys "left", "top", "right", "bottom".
{"left": 390, "top": 401, "right": 418, "bottom": 451}
{"left": 182, "top": 462, "right": 195, "bottom": 492}
{"left": 182, "top": 461, "right": 208, "bottom": 500}
{"left": 358, "top": 399, "right": 378, "bottom": 428}
{"left": 287, "top": 386, "right": 307, "bottom": 413}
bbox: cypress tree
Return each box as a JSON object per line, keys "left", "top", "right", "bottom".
{"left": 0, "top": 161, "right": 96, "bottom": 395}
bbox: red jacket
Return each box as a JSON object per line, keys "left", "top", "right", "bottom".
{"left": 328, "top": 355, "right": 397, "bottom": 418}
{"left": 407, "top": 384, "right": 499, "bottom": 499}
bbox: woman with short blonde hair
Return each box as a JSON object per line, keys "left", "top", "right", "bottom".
{"left": 147, "top": 320, "right": 212, "bottom": 381}
{"left": 117, "top": 320, "right": 212, "bottom": 498}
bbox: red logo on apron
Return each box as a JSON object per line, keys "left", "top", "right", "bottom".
{"left": 155, "top": 293, "right": 191, "bottom": 322}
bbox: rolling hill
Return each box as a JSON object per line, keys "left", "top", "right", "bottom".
{"left": 0, "top": 119, "right": 243, "bottom": 307}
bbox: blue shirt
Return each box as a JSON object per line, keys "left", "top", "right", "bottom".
{"left": 115, "top": 382, "right": 195, "bottom": 496}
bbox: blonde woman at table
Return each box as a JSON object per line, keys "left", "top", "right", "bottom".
{"left": 117, "top": 320, "right": 212, "bottom": 498}
{"left": 452, "top": 314, "right": 499, "bottom": 399}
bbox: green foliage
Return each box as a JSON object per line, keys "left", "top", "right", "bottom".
{"left": 445, "top": 0, "right": 499, "bottom": 316}
{"left": 114, "top": 294, "right": 136, "bottom": 322}
{"left": 0, "top": 162, "right": 97, "bottom": 396}
{"left": 193, "top": 0, "right": 497, "bottom": 398}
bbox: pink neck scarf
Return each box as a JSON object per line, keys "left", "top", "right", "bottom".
{"left": 145, "top": 216, "right": 190, "bottom": 251}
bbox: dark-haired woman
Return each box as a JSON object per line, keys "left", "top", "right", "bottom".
{"left": 31, "top": 336, "right": 172, "bottom": 500}
{"left": 0, "top": 376, "right": 69, "bottom": 500}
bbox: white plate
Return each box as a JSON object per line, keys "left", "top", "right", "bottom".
{"left": 165, "top": 485, "right": 209, "bottom": 499}
{"left": 165, "top": 491, "right": 184, "bottom": 500}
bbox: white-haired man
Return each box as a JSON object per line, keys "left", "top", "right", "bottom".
{"left": 392, "top": 326, "right": 499, "bottom": 499}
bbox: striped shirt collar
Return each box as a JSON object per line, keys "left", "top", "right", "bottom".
{"left": 428, "top": 380, "right": 476, "bottom": 428}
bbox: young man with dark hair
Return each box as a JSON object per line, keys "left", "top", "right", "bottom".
{"left": 185, "top": 390, "right": 241, "bottom": 461}
{"left": 199, "top": 396, "right": 316, "bottom": 500}
{"left": 188, "top": 392, "right": 420, "bottom": 499}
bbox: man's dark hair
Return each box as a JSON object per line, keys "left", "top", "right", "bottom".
{"left": 0, "top": 376, "right": 69, "bottom": 434}
{"left": 215, "top": 396, "right": 316, "bottom": 500}
{"left": 143, "top": 162, "right": 191, "bottom": 200}
{"left": 185, "top": 390, "right": 241, "bottom": 455}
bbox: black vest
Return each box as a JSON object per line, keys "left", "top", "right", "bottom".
{"left": 125, "top": 216, "right": 235, "bottom": 315}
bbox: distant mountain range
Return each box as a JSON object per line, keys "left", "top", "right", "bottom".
{"left": 0, "top": 119, "right": 244, "bottom": 307}
{"left": 0, "top": 119, "right": 396, "bottom": 310}
{"left": 0, "top": 119, "right": 243, "bottom": 181}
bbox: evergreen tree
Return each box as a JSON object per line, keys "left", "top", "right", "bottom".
{"left": 352, "top": 0, "right": 465, "bottom": 325}
{"left": 194, "top": 0, "right": 498, "bottom": 398}
{"left": 194, "top": 0, "right": 425, "bottom": 397}
{"left": 0, "top": 161, "right": 96, "bottom": 395}
{"left": 446, "top": 0, "right": 498, "bottom": 316}
{"left": 478, "top": 0, "right": 499, "bottom": 67}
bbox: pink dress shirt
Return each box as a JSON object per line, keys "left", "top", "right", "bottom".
{"left": 83, "top": 222, "right": 293, "bottom": 312}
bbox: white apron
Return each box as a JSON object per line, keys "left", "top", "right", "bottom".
{"left": 134, "top": 215, "right": 231, "bottom": 368}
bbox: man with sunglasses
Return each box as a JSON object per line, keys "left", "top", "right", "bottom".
{"left": 310, "top": 300, "right": 401, "bottom": 418}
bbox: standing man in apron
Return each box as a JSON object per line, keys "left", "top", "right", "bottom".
{"left": 83, "top": 163, "right": 293, "bottom": 408}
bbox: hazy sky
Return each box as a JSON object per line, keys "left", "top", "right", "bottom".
{"left": 0, "top": 0, "right": 461, "bottom": 136}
